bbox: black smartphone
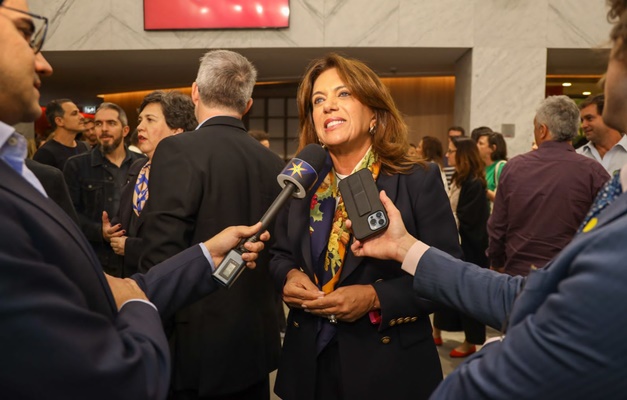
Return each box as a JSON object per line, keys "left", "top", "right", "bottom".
{"left": 338, "top": 168, "right": 388, "bottom": 241}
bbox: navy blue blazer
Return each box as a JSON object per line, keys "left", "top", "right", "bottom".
{"left": 270, "top": 161, "right": 462, "bottom": 400}
{"left": 0, "top": 161, "right": 220, "bottom": 399}
{"left": 415, "top": 189, "right": 627, "bottom": 399}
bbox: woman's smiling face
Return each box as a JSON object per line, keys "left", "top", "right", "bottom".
{"left": 311, "top": 68, "right": 375, "bottom": 154}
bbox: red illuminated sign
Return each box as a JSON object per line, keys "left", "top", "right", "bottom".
{"left": 144, "top": 0, "right": 290, "bottom": 30}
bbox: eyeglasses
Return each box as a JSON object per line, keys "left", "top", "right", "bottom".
{"left": 1, "top": 4, "right": 48, "bottom": 54}
{"left": 446, "top": 149, "right": 456, "bottom": 154}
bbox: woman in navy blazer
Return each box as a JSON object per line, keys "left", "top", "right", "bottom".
{"left": 270, "top": 53, "right": 462, "bottom": 400}
{"left": 102, "top": 90, "right": 196, "bottom": 276}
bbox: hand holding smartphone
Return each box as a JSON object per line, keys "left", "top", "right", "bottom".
{"left": 338, "top": 169, "right": 389, "bottom": 241}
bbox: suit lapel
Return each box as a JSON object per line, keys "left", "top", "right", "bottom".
{"left": 290, "top": 192, "right": 314, "bottom": 276}
{"left": 293, "top": 153, "right": 333, "bottom": 279}
{"left": 338, "top": 172, "right": 399, "bottom": 285}
{"left": 0, "top": 162, "right": 117, "bottom": 312}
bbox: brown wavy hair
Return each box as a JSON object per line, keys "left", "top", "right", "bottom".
{"left": 296, "top": 53, "right": 423, "bottom": 175}
{"left": 608, "top": 0, "right": 627, "bottom": 59}
{"left": 451, "top": 137, "right": 486, "bottom": 188}
{"left": 419, "top": 136, "right": 444, "bottom": 166}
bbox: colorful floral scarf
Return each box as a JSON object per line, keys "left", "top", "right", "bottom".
{"left": 310, "top": 149, "right": 381, "bottom": 293}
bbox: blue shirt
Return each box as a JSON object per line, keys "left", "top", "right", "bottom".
{"left": 0, "top": 121, "right": 47, "bottom": 196}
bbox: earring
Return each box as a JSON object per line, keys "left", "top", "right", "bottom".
{"left": 369, "top": 125, "right": 376, "bottom": 135}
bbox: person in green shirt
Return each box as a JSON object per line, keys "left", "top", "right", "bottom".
{"left": 476, "top": 131, "right": 508, "bottom": 202}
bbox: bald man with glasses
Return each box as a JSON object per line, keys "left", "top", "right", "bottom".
{"left": 0, "top": 1, "right": 268, "bottom": 399}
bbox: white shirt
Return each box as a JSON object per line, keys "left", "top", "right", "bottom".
{"left": 577, "top": 134, "right": 627, "bottom": 175}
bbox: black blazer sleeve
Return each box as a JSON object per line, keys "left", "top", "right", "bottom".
{"left": 374, "top": 163, "right": 462, "bottom": 324}
{"left": 138, "top": 139, "right": 200, "bottom": 271}
{"left": 25, "top": 158, "right": 79, "bottom": 225}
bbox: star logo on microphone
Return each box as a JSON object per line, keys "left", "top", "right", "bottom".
{"left": 287, "top": 161, "right": 308, "bottom": 179}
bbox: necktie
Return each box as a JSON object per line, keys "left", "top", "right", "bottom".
{"left": 132, "top": 162, "right": 151, "bottom": 216}
{"left": 578, "top": 170, "right": 623, "bottom": 233}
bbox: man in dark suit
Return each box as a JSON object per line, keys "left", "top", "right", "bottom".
{"left": 139, "top": 50, "right": 285, "bottom": 399}
{"left": 0, "top": 2, "right": 267, "bottom": 398}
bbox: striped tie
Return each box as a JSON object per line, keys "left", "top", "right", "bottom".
{"left": 132, "top": 162, "right": 151, "bottom": 216}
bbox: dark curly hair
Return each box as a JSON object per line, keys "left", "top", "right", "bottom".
{"left": 138, "top": 90, "right": 197, "bottom": 132}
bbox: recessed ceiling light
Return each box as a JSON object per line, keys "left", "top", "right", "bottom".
{"left": 583, "top": 91, "right": 591, "bottom": 96}
{"left": 562, "top": 82, "right": 572, "bottom": 87}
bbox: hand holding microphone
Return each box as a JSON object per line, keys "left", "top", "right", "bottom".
{"left": 213, "top": 144, "right": 327, "bottom": 287}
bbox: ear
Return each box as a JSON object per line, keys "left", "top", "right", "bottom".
{"left": 191, "top": 82, "right": 200, "bottom": 106}
{"left": 122, "top": 125, "right": 130, "bottom": 138}
{"left": 370, "top": 115, "right": 377, "bottom": 129}
{"left": 55, "top": 116, "right": 64, "bottom": 127}
{"left": 243, "top": 98, "right": 253, "bottom": 116}
{"left": 172, "top": 128, "right": 184, "bottom": 135}
{"left": 540, "top": 124, "right": 550, "bottom": 141}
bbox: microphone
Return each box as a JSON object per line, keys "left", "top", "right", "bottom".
{"left": 213, "top": 144, "right": 327, "bottom": 287}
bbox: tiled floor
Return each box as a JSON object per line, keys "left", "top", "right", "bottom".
{"left": 269, "top": 323, "right": 501, "bottom": 399}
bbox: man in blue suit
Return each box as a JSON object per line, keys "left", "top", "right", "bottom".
{"left": 348, "top": 3, "right": 627, "bottom": 390}
{"left": 0, "top": 1, "right": 267, "bottom": 399}
{"left": 351, "top": 182, "right": 627, "bottom": 398}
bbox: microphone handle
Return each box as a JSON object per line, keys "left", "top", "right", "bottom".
{"left": 243, "top": 181, "right": 297, "bottom": 246}
{"left": 215, "top": 181, "right": 298, "bottom": 288}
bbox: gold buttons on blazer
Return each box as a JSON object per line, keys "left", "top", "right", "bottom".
{"left": 411, "top": 317, "right": 417, "bottom": 322}
{"left": 396, "top": 317, "right": 404, "bottom": 325}
{"left": 404, "top": 317, "right": 411, "bottom": 323}
{"left": 389, "top": 320, "right": 396, "bottom": 327}
{"left": 293, "top": 321, "right": 299, "bottom": 328}
{"left": 381, "top": 336, "right": 391, "bottom": 344}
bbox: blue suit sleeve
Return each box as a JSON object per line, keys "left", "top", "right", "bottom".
{"left": 420, "top": 229, "right": 627, "bottom": 399}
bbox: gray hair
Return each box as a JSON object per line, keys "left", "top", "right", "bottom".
{"left": 96, "top": 102, "right": 128, "bottom": 127}
{"left": 535, "top": 95, "right": 579, "bottom": 142}
{"left": 195, "top": 50, "right": 257, "bottom": 115}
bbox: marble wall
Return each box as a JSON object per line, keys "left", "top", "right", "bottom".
{"left": 29, "top": 0, "right": 614, "bottom": 157}
{"left": 32, "top": 0, "right": 611, "bottom": 51}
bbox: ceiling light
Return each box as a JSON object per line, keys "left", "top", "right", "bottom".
{"left": 582, "top": 91, "right": 591, "bottom": 96}
{"left": 562, "top": 82, "right": 572, "bottom": 87}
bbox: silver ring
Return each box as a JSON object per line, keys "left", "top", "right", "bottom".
{"left": 328, "top": 314, "right": 337, "bottom": 324}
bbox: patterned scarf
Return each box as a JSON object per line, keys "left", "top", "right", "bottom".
{"left": 132, "top": 162, "right": 150, "bottom": 216}
{"left": 310, "top": 149, "right": 380, "bottom": 293}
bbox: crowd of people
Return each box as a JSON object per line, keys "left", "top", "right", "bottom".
{"left": 4, "top": 0, "right": 627, "bottom": 399}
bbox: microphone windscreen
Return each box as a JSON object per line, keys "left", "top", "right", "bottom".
{"left": 277, "top": 144, "right": 327, "bottom": 198}
{"left": 295, "top": 143, "right": 327, "bottom": 173}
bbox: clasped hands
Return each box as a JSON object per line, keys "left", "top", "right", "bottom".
{"left": 282, "top": 269, "right": 379, "bottom": 323}
{"left": 105, "top": 222, "right": 269, "bottom": 310}
{"left": 282, "top": 190, "right": 421, "bottom": 323}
